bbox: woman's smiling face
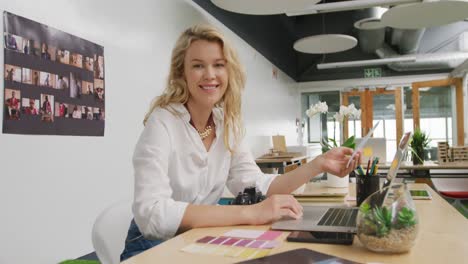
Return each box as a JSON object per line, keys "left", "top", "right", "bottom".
{"left": 184, "top": 39, "right": 228, "bottom": 109}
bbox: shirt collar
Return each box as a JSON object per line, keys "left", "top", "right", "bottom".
{"left": 167, "top": 103, "right": 224, "bottom": 124}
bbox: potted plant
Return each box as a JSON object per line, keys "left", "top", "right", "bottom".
{"left": 409, "top": 128, "right": 430, "bottom": 165}
{"left": 357, "top": 183, "right": 419, "bottom": 253}
{"left": 307, "top": 102, "right": 360, "bottom": 187}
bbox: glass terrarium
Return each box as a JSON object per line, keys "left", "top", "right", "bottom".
{"left": 356, "top": 183, "right": 419, "bottom": 253}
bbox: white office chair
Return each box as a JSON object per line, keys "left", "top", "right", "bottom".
{"left": 92, "top": 200, "right": 133, "bottom": 264}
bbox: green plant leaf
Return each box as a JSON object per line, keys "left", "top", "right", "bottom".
{"left": 409, "top": 128, "right": 431, "bottom": 163}
{"left": 360, "top": 202, "right": 371, "bottom": 214}
{"left": 342, "top": 136, "right": 356, "bottom": 149}
{"left": 396, "top": 207, "right": 416, "bottom": 228}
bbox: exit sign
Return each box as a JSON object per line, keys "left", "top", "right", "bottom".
{"left": 364, "top": 68, "right": 382, "bottom": 78}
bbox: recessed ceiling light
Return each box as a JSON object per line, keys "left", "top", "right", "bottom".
{"left": 211, "top": 0, "right": 320, "bottom": 15}
{"left": 382, "top": 1, "right": 468, "bottom": 29}
{"left": 294, "top": 34, "right": 358, "bottom": 54}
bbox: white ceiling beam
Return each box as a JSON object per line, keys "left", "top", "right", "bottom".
{"left": 286, "top": 0, "right": 421, "bottom": 16}
{"left": 317, "top": 56, "right": 417, "bottom": 69}
{"left": 450, "top": 58, "right": 468, "bottom": 77}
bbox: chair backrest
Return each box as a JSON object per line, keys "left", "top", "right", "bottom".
{"left": 92, "top": 200, "right": 133, "bottom": 264}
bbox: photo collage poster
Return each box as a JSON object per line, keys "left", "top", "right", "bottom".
{"left": 3, "top": 11, "right": 105, "bottom": 136}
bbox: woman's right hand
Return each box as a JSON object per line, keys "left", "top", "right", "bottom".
{"left": 247, "top": 195, "right": 303, "bottom": 225}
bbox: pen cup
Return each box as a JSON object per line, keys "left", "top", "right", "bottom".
{"left": 356, "top": 173, "right": 380, "bottom": 206}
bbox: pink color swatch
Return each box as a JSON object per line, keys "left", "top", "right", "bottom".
{"left": 257, "top": 231, "right": 282, "bottom": 241}
{"left": 260, "top": 240, "right": 280, "bottom": 249}
{"left": 247, "top": 240, "right": 265, "bottom": 248}
{"left": 210, "top": 237, "right": 229, "bottom": 245}
{"left": 235, "top": 239, "right": 252, "bottom": 247}
{"left": 196, "top": 236, "right": 216, "bottom": 243}
{"left": 223, "top": 238, "right": 239, "bottom": 246}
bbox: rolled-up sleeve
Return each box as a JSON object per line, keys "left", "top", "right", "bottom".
{"left": 132, "top": 112, "right": 189, "bottom": 240}
{"left": 226, "top": 139, "right": 278, "bottom": 196}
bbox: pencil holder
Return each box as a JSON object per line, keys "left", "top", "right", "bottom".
{"left": 356, "top": 172, "right": 380, "bottom": 206}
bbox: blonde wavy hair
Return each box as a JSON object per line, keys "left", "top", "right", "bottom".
{"left": 143, "top": 24, "right": 246, "bottom": 153}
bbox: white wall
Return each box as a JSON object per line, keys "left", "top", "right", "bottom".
{"left": 0, "top": 1, "right": 299, "bottom": 263}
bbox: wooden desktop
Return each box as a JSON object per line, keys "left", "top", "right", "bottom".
{"left": 122, "top": 183, "right": 468, "bottom": 264}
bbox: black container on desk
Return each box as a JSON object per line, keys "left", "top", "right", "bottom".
{"left": 355, "top": 172, "right": 380, "bottom": 206}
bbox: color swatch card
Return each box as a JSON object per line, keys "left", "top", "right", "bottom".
{"left": 180, "top": 229, "right": 284, "bottom": 260}
{"left": 195, "top": 236, "right": 281, "bottom": 249}
{"left": 181, "top": 243, "right": 271, "bottom": 260}
{"left": 223, "top": 229, "right": 283, "bottom": 240}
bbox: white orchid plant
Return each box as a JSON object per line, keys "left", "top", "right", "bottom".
{"left": 306, "top": 102, "right": 361, "bottom": 153}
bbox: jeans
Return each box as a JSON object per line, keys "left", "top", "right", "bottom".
{"left": 120, "top": 219, "right": 165, "bottom": 262}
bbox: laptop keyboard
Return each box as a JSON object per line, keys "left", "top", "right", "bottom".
{"left": 317, "top": 208, "right": 358, "bottom": 227}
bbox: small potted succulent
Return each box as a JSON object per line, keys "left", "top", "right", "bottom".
{"left": 356, "top": 183, "right": 419, "bottom": 253}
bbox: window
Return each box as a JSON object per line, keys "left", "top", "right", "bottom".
{"left": 404, "top": 86, "right": 453, "bottom": 147}
{"left": 302, "top": 91, "right": 341, "bottom": 144}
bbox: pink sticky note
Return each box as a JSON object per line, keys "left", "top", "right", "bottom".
{"left": 257, "top": 231, "right": 282, "bottom": 241}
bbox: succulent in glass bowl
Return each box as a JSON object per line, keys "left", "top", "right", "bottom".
{"left": 356, "top": 183, "right": 419, "bottom": 253}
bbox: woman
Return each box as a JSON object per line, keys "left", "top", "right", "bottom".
{"left": 25, "top": 99, "right": 38, "bottom": 115}
{"left": 121, "top": 24, "right": 360, "bottom": 261}
{"left": 72, "top": 106, "right": 81, "bottom": 119}
{"left": 42, "top": 95, "right": 51, "bottom": 115}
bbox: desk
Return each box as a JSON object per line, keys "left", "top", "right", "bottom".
{"left": 122, "top": 183, "right": 468, "bottom": 264}
{"left": 376, "top": 161, "right": 468, "bottom": 170}
{"left": 255, "top": 155, "right": 308, "bottom": 174}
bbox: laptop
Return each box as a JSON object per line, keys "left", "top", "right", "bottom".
{"left": 271, "top": 131, "right": 412, "bottom": 233}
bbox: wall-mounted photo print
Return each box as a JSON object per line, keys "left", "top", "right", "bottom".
{"left": 4, "top": 88, "right": 21, "bottom": 120}
{"left": 39, "top": 71, "right": 52, "bottom": 87}
{"left": 94, "top": 79, "right": 104, "bottom": 102}
{"left": 82, "top": 80, "right": 93, "bottom": 95}
{"left": 84, "top": 56, "right": 94, "bottom": 71}
{"left": 3, "top": 11, "right": 105, "bottom": 136}
{"left": 57, "top": 49, "right": 69, "bottom": 64}
{"left": 54, "top": 102, "right": 68, "bottom": 117}
{"left": 40, "top": 43, "right": 56, "bottom": 61}
{"left": 70, "top": 53, "right": 83, "bottom": 68}
{"left": 94, "top": 54, "right": 104, "bottom": 79}
{"left": 70, "top": 73, "right": 82, "bottom": 98}
{"left": 31, "top": 70, "right": 39, "bottom": 86}
{"left": 71, "top": 104, "right": 81, "bottom": 119}
{"left": 22, "top": 98, "right": 39, "bottom": 115}
{"left": 30, "top": 40, "right": 40, "bottom": 56}
{"left": 81, "top": 106, "right": 93, "bottom": 120}
{"left": 22, "top": 68, "right": 32, "bottom": 84}
{"left": 4, "top": 33, "right": 23, "bottom": 52}
{"left": 40, "top": 94, "right": 54, "bottom": 122}
{"left": 5, "top": 64, "right": 22, "bottom": 82}
{"left": 22, "top": 39, "right": 31, "bottom": 55}
{"left": 55, "top": 75, "right": 69, "bottom": 90}
{"left": 93, "top": 107, "right": 105, "bottom": 120}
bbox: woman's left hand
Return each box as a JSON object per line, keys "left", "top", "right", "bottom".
{"left": 319, "top": 147, "right": 361, "bottom": 177}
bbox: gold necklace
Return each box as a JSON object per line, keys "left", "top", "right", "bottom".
{"left": 197, "top": 125, "right": 213, "bottom": 140}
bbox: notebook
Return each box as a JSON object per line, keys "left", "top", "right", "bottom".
{"left": 292, "top": 182, "right": 348, "bottom": 197}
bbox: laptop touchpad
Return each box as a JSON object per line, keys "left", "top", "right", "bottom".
{"left": 302, "top": 206, "right": 327, "bottom": 222}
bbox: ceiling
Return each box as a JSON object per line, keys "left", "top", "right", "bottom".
{"left": 192, "top": 0, "right": 468, "bottom": 82}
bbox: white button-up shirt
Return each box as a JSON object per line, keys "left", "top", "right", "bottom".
{"left": 132, "top": 103, "right": 277, "bottom": 240}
